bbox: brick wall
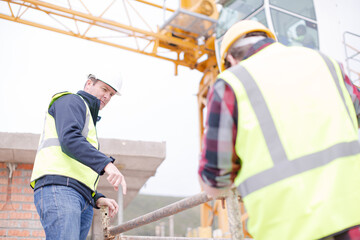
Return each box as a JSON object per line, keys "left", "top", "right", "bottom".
{"left": 0, "top": 162, "right": 45, "bottom": 240}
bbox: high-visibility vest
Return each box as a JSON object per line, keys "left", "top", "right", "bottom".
{"left": 219, "top": 42, "right": 360, "bottom": 240}
{"left": 30, "top": 92, "right": 100, "bottom": 193}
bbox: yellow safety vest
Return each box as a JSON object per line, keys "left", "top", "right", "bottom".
{"left": 219, "top": 42, "right": 360, "bottom": 240}
{"left": 30, "top": 92, "right": 100, "bottom": 193}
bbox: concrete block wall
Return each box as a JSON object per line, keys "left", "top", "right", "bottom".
{"left": 0, "top": 162, "right": 45, "bottom": 240}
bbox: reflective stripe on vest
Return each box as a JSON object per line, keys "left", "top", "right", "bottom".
{"left": 30, "top": 92, "right": 100, "bottom": 191}
{"left": 228, "top": 53, "right": 360, "bottom": 198}
{"left": 37, "top": 102, "right": 91, "bottom": 152}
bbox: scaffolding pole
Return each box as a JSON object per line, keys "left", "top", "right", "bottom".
{"left": 106, "top": 192, "right": 213, "bottom": 238}
{"left": 225, "top": 188, "right": 244, "bottom": 240}
{"left": 118, "top": 236, "right": 230, "bottom": 240}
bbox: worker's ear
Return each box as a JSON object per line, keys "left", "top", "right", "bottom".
{"left": 226, "top": 54, "right": 239, "bottom": 67}
{"left": 84, "top": 79, "right": 93, "bottom": 91}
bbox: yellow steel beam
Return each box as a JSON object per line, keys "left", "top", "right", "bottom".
{"left": 10, "top": 0, "right": 200, "bottom": 50}
{"left": 133, "top": 0, "right": 175, "bottom": 12}
{"left": 0, "top": 12, "right": 191, "bottom": 68}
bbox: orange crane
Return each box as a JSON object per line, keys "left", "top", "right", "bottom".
{"left": 0, "top": 0, "right": 244, "bottom": 238}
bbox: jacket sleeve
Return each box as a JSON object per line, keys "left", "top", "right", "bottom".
{"left": 49, "top": 94, "right": 112, "bottom": 174}
{"left": 93, "top": 192, "right": 106, "bottom": 209}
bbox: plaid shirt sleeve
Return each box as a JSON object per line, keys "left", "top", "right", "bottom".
{"left": 198, "top": 79, "right": 241, "bottom": 189}
{"left": 341, "top": 65, "right": 360, "bottom": 127}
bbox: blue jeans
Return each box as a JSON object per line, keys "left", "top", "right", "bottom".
{"left": 34, "top": 185, "right": 94, "bottom": 240}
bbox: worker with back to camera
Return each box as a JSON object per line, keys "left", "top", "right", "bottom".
{"left": 198, "top": 20, "right": 360, "bottom": 239}
{"left": 30, "top": 71, "right": 127, "bottom": 240}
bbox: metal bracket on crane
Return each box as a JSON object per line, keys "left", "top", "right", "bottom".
{"left": 160, "top": 8, "right": 217, "bottom": 41}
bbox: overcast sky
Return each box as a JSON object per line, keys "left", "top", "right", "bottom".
{"left": 0, "top": 14, "right": 204, "bottom": 197}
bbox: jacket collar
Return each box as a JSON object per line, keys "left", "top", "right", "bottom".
{"left": 77, "top": 90, "right": 100, "bottom": 125}
{"left": 243, "top": 38, "right": 276, "bottom": 60}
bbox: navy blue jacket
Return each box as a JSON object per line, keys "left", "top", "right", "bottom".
{"left": 34, "top": 90, "right": 113, "bottom": 208}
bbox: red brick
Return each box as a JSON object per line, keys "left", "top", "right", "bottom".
{"left": 24, "top": 179, "right": 31, "bottom": 186}
{"left": 13, "top": 170, "right": 32, "bottom": 178}
{"left": 9, "top": 186, "right": 23, "bottom": 194}
{"left": 32, "top": 230, "right": 45, "bottom": 237}
{"left": 22, "top": 203, "right": 36, "bottom": 211}
{"left": 12, "top": 177, "right": 31, "bottom": 185}
{"left": 0, "top": 186, "right": 6, "bottom": 194}
{"left": 8, "top": 229, "right": 30, "bottom": 237}
{"left": 0, "top": 171, "right": 7, "bottom": 177}
{"left": 12, "top": 175, "right": 31, "bottom": 181}
{"left": 24, "top": 188, "right": 34, "bottom": 194}
{"left": 0, "top": 178, "right": 8, "bottom": 184}
{"left": 11, "top": 194, "right": 33, "bottom": 202}
{"left": 11, "top": 203, "right": 20, "bottom": 209}
{"left": 12, "top": 170, "right": 22, "bottom": 177}
{"left": 9, "top": 212, "right": 32, "bottom": 219}
{"left": 19, "top": 220, "right": 30, "bottom": 228}
{"left": 0, "top": 219, "right": 19, "bottom": 228}
{"left": 0, "top": 163, "right": 6, "bottom": 168}
{"left": 33, "top": 213, "right": 40, "bottom": 220}
{"left": 20, "top": 220, "right": 42, "bottom": 229}
{"left": 18, "top": 220, "right": 39, "bottom": 229}
{"left": 0, "top": 194, "right": 6, "bottom": 201}
{"left": 0, "top": 229, "right": 6, "bottom": 236}
{"left": 21, "top": 171, "right": 33, "bottom": 177}
{"left": 1, "top": 202, "right": 16, "bottom": 211}
{"left": 0, "top": 212, "right": 9, "bottom": 219}
{"left": 17, "top": 164, "right": 34, "bottom": 170}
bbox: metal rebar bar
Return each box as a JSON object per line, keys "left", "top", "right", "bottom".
{"left": 108, "top": 192, "right": 212, "bottom": 237}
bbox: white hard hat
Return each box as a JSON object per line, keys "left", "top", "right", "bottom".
{"left": 88, "top": 71, "right": 123, "bottom": 96}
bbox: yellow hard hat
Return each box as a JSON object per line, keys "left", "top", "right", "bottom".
{"left": 220, "top": 20, "right": 276, "bottom": 71}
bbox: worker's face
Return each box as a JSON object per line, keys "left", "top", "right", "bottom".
{"left": 84, "top": 79, "right": 116, "bottom": 110}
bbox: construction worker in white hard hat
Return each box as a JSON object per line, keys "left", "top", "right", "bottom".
{"left": 198, "top": 20, "right": 360, "bottom": 239}
{"left": 30, "top": 72, "right": 126, "bottom": 239}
